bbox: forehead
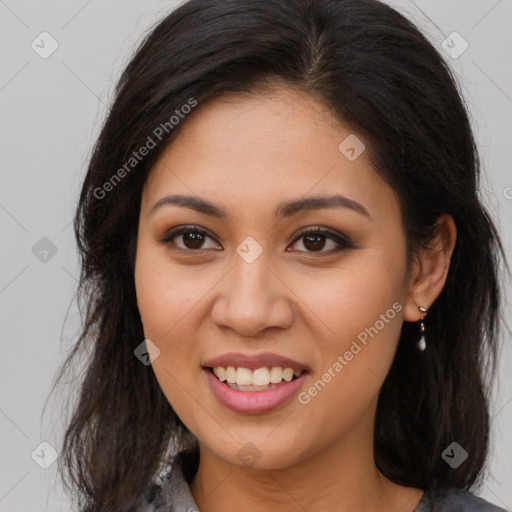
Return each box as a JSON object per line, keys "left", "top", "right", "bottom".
{"left": 141, "top": 88, "right": 398, "bottom": 224}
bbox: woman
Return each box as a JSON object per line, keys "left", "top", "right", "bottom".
{"left": 54, "top": 0, "right": 507, "bottom": 510}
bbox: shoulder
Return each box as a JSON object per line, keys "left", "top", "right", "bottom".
{"left": 416, "top": 487, "right": 509, "bottom": 512}
{"left": 138, "top": 467, "right": 171, "bottom": 512}
{"left": 140, "top": 450, "right": 200, "bottom": 512}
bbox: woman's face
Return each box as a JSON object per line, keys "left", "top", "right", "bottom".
{"left": 135, "top": 88, "right": 412, "bottom": 469}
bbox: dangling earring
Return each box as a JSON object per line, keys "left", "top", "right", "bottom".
{"left": 417, "top": 305, "right": 428, "bottom": 351}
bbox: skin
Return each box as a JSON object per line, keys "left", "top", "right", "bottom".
{"left": 134, "top": 87, "right": 457, "bottom": 512}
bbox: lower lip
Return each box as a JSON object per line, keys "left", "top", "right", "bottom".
{"left": 204, "top": 368, "right": 308, "bottom": 414}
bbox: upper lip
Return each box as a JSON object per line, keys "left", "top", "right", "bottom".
{"left": 203, "top": 352, "right": 310, "bottom": 372}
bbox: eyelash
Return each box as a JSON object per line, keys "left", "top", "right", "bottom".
{"left": 157, "top": 224, "right": 356, "bottom": 254}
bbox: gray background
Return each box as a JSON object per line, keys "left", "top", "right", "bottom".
{"left": 1, "top": 1, "right": 511, "bottom": 511}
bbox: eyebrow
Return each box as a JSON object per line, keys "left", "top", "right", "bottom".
{"left": 149, "top": 193, "right": 371, "bottom": 219}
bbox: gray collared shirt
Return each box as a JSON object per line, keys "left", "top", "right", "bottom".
{"left": 142, "top": 454, "right": 508, "bottom": 512}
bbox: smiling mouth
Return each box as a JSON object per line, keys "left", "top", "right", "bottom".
{"left": 205, "top": 366, "right": 305, "bottom": 392}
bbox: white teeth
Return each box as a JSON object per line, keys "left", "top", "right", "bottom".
{"left": 253, "top": 367, "right": 270, "bottom": 386}
{"left": 269, "top": 366, "right": 283, "bottom": 383}
{"left": 282, "top": 368, "right": 294, "bottom": 382}
{"left": 211, "top": 366, "right": 304, "bottom": 387}
{"left": 236, "top": 367, "right": 253, "bottom": 386}
{"left": 213, "top": 366, "right": 226, "bottom": 381}
{"left": 226, "top": 366, "right": 236, "bottom": 384}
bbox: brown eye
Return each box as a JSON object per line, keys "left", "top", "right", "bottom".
{"left": 288, "top": 228, "right": 355, "bottom": 253}
{"left": 179, "top": 230, "right": 208, "bottom": 250}
{"left": 158, "top": 226, "right": 221, "bottom": 251}
{"left": 301, "top": 233, "right": 328, "bottom": 251}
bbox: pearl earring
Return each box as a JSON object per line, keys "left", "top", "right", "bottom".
{"left": 418, "top": 305, "right": 428, "bottom": 351}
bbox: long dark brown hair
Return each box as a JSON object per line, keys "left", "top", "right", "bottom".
{"left": 48, "top": 0, "right": 505, "bottom": 510}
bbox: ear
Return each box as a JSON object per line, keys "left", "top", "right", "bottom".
{"left": 403, "top": 214, "right": 457, "bottom": 322}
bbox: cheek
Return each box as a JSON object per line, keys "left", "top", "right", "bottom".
{"left": 299, "top": 254, "right": 405, "bottom": 348}
{"left": 294, "top": 251, "right": 406, "bottom": 414}
{"left": 134, "top": 240, "right": 207, "bottom": 426}
{"left": 134, "top": 240, "right": 206, "bottom": 339}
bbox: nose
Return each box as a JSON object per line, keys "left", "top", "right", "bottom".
{"left": 211, "top": 250, "right": 294, "bottom": 337}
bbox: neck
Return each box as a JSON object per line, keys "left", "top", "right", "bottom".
{"left": 189, "top": 422, "right": 423, "bottom": 512}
